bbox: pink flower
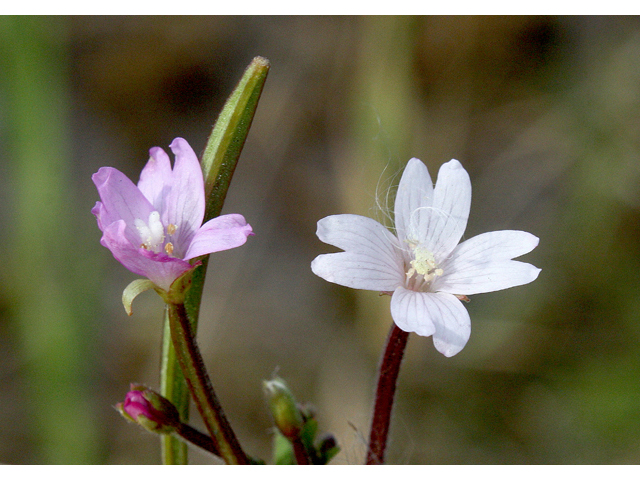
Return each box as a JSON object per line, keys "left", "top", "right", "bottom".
{"left": 92, "top": 137, "right": 253, "bottom": 291}
{"left": 311, "top": 158, "right": 540, "bottom": 357}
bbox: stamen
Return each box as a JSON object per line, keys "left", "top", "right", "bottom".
{"left": 165, "top": 242, "right": 174, "bottom": 255}
{"left": 405, "top": 244, "right": 443, "bottom": 291}
{"left": 167, "top": 224, "right": 177, "bottom": 236}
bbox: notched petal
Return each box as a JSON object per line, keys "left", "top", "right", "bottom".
{"left": 312, "top": 252, "right": 403, "bottom": 292}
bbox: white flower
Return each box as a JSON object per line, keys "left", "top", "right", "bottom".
{"left": 311, "top": 158, "right": 540, "bottom": 357}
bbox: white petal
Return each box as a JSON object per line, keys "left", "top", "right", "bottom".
{"left": 391, "top": 288, "right": 470, "bottom": 357}
{"left": 312, "top": 214, "right": 405, "bottom": 291}
{"left": 443, "top": 230, "right": 539, "bottom": 264}
{"left": 435, "top": 230, "right": 540, "bottom": 295}
{"left": 424, "top": 159, "right": 472, "bottom": 260}
{"left": 393, "top": 158, "right": 434, "bottom": 244}
{"left": 430, "top": 293, "right": 471, "bottom": 357}
{"left": 311, "top": 252, "right": 404, "bottom": 291}
{"left": 436, "top": 260, "right": 541, "bottom": 295}
{"left": 317, "top": 214, "right": 403, "bottom": 269}
{"left": 389, "top": 287, "right": 436, "bottom": 337}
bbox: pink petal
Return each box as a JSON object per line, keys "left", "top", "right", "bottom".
{"left": 92, "top": 167, "right": 155, "bottom": 242}
{"left": 183, "top": 214, "right": 253, "bottom": 260}
{"left": 101, "top": 219, "right": 193, "bottom": 291}
{"left": 138, "top": 146, "right": 173, "bottom": 212}
{"left": 394, "top": 158, "right": 434, "bottom": 244}
{"left": 163, "top": 138, "right": 206, "bottom": 250}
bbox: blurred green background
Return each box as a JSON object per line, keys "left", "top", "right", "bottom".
{"left": 1, "top": 15, "right": 640, "bottom": 464}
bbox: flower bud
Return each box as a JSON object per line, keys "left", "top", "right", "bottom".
{"left": 263, "top": 377, "right": 304, "bottom": 440}
{"left": 116, "top": 384, "right": 181, "bottom": 434}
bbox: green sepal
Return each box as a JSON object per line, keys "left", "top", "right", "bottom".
{"left": 155, "top": 267, "right": 195, "bottom": 306}
{"left": 273, "top": 431, "right": 296, "bottom": 465}
{"left": 122, "top": 279, "right": 156, "bottom": 316}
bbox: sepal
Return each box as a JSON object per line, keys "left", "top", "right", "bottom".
{"left": 122, "top": 279, "right": 156, "bottom": 316}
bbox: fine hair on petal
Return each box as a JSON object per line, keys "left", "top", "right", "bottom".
{"left": 372, "top": 161, "right": 403, "bottom": 232}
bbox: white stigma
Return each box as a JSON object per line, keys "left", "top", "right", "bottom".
{"left": 135, "top": 211, "right": 167, "bottom": 254}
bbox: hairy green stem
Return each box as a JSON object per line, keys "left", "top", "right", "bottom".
{"left": 366, "top": 324, "right": 409, "bottom": 465}
{"left": 167, "top": 301, "right": 249, "bottom": 464}
{"left": 160, "top": 308, "right": 190, "bottom": 464}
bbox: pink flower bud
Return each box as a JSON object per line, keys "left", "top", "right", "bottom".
{"left": 116, "top": 384, "right": 181, "bottom": 434}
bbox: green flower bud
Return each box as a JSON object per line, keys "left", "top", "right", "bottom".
{"left": 263, "top": 377, "right": 304, "bottom": 439}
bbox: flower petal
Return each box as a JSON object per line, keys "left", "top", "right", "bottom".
{"left": 164, "top": 138, "right": 206, "bottom": 250}
{"left": 391, "top": 288, "right": 470, "bottom": 357}
{"left": 430, "top": 293, "right": 471, "bottom": 357}
{"left": 394, "top": 158, "right": 434, "bottom": 244}
{"left": 424, "top": 159, "right": 471, "bottom": 260}
{"left": 316, "top": 214, "right": 403, "bottom": 267}
{"left": 389, "top": 287, "right": 436, "bottom": 337}
{"left": 436, "top": 260, "right": 541, "bottom": 295}
{"left": 183, "top": 214, "right": 253, "bottom": 260}
{"left": 435, "top": 230, "right": 541, "bottom": 295}
{"left": 101, "top": 219, "right": 193, "bottom": 291}
{"left": 446, "top": 230, "right": 539, "bottom": 263}
{"left": 312, "top": 251, "right": 404, "bottom": 291}
{"left": 312, "top": 214, "right": 405, "bottom": 291}
{"left": 138, "top": 146, "right": 173, "bottom": 212}
{"left": 92, "top": 167, "right": 155, "bottom": 242}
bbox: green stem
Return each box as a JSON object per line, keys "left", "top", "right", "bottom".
{"left": 366, "top": 324, "right": 409, "bottom": 465}
{"left": 167, "top": 301, "right": 249, "bottom": 464}
{"left": 160, "top": 308, "right": 189, "bottom": 465}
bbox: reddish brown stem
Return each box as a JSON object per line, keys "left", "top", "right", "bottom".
{"left": 366, "top": 324, "right": 409, "bottom": 465}
{"left": 292, "top": 437, "right": 311, "bottom": 465}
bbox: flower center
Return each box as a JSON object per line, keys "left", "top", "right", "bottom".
{"left": 405, "top": 243, "right": 443, "bottom": 291}
{"left": 134, "top": 211, "right": 177, "bottom": 256}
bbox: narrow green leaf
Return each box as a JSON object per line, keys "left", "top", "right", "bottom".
{"left": 159, "top": 56, "right": 269, "bottom": 464}
{"left": 201, "top": 55, "right": 270, "bottom": 220}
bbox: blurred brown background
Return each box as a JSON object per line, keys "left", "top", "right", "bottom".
{"left": 2, "top": 15, "right": 640, "bottom": 464}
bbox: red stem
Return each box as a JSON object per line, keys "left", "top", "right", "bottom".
{"left": 366, "top": 324, "right": 409, "bottom": 465}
